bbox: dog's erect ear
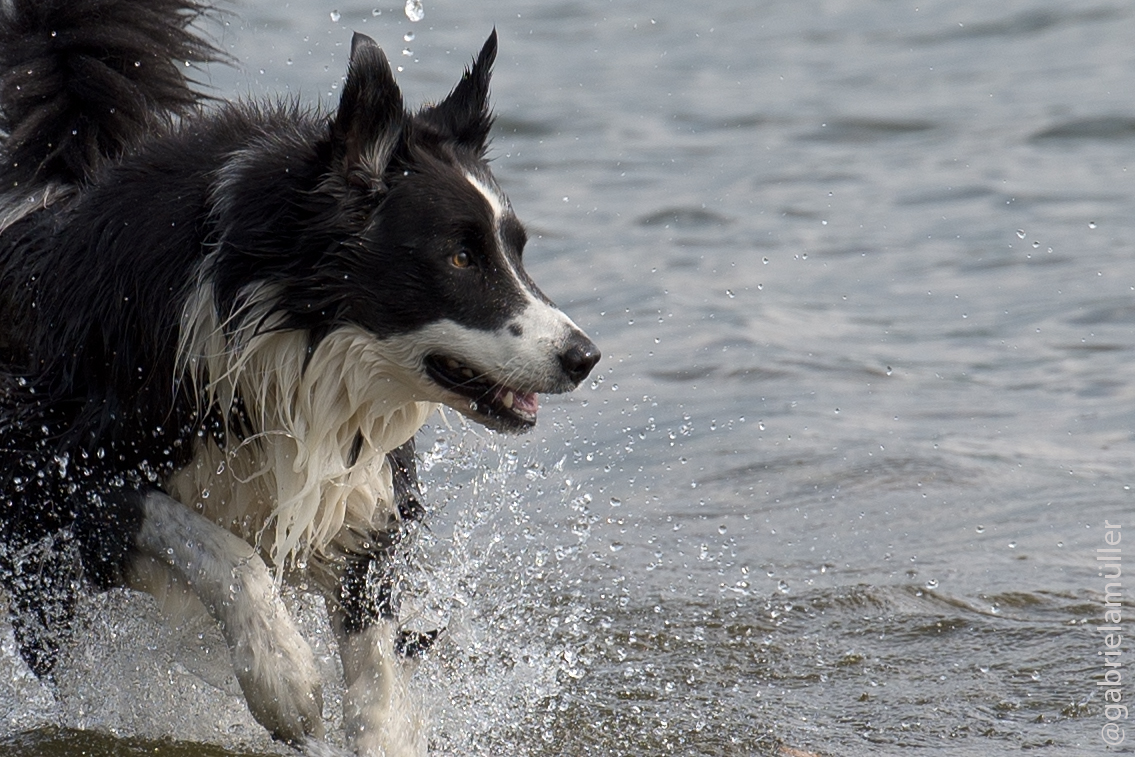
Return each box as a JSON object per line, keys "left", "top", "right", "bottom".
{"left": 419, "top": 30, "right": 497, "bottom": 154}
{"left": 331, "top": 33, "right": 404, "bottom": 190}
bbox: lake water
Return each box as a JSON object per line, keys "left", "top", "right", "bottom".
{"left": 2, "top": 1, "right": 1133, "bottom": 755}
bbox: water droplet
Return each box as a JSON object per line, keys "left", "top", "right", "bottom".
{"left": 975, "top": 524, "right": 985, "bottom": 533}
{"left": 886, "top": 365, "right": 893, "bottom": 376}
{"left": 925, "top": 579, "right": 939, "bottom": 589}
{"left": 725, "top": 289, "right": 734, "bottom": 298}
{"left": 372, "top": 8, "right": 383, "bottom": 16}
{"left": 404, "top": 0, "right": 424, "bottom": 22}
{"left": 609, "top": 541, "right": 624, "bottom": 552}
{"left": 1089, "top": 221, "right": 1097, "bottom": 229}
{"left": 776, "top": 580, "right": 790, "bottom": 594}
{"left": 1016, "top": 229, "right": 1026, "bottom": 239}
{"left": 762, "top": 257, "right": 769, "bottom": 265}
{"left": 404, "top": 31, "right": 415, "bottom": 42}
{"left": 609, "top": 496, "right": 622, "bottom": 507}
{"left": 717, "top": 524, "right": 727, "bottom": 535}
{"left": 402, "top": 48, "right": 413, "bottom": 57}
{"left": 1007, "top": 541, "right": 1016, "bottom": 549}
{"left": 757, "top": 421, "right": 766, "bottom": 431}
{"left": 1032, "top": 240, "right": 1040, "bottom": 248}
{"left": 329, "top": 9, "right": 341, "bottom": 22}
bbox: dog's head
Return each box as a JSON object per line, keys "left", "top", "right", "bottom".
{"left": 297, "top": 31, "right": 599, "bottom": 434}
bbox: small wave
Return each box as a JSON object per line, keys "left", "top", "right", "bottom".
{"left": 636, "top": 207, "right": 733, "bottom": 228}
{"left": 904, "top": 7, "right": 1118, "bottom": 45}
{"left": 1068, "top": 301, "right": 1135, "bottom": 325}
{"left": 493, "top": 115, "right": 556, "bottom": 137}
{"left": 799, "top": 117, "right": 937, "bottom": 144}
{"left": 1030, "top": 115, "right": 1135, "bottom": 142}
{"left": 896, "top": 185, "right": 996, "bottom": 206}
{"left": 674, "top": 112, "right": 770, "bottom": 132}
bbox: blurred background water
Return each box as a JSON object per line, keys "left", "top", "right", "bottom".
{"left": 3, "top": 1, "right": 1134, "bottom": 754}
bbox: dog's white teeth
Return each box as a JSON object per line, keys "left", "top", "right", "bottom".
{"left": 461, "top": 368, "right": 475, "bottom": 378}
{"left": 446, "top": 359, "right": 460, "bottom": 370}
{"left": 502, "top": 391, "right": 515, "bottom": 410}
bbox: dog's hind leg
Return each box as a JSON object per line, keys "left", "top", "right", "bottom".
{"left": 0, "top": 482, "right": 137, "bottom": 681}
{"left": 2, "top": 532, "right": 81, "bottom": 679}
{"left": 134, "top": 490, "right": 325, "bottom": 745}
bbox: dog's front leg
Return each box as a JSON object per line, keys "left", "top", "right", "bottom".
{"left": 323, "top": 438, "right": 428, "bottom": 757}
{"left": 134, "top": 490, "right": 324, "bottom": 745}
{"left": 329, "top": 601, "right": 424, "bottom": 757}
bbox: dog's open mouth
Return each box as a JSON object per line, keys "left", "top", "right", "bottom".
{"left": 424, "top": 355, "right": 539, "bottom": 432}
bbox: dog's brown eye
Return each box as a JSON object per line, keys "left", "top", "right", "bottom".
{"left": 451, "top": 250, "right": 471, "bottom": 269}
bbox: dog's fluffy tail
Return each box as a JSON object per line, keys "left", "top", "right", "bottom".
{"left": 0, "top": 0, "right": 222, "bottom": 187}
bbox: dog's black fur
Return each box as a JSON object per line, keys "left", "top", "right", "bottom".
{"left": 0, "top": 0, "right": 597, "bottom": 751}
{"left": 0, "top": 0, "right": 227, "bottom": 677}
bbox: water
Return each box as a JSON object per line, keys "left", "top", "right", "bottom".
{"left": 2, "top": 1, "right": 1133, "bottom": 754}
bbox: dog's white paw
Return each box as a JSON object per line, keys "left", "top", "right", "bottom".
{"left": 232, "top": 638, "right": 324, "bottom": 744}
{"left": 227, "top": 562, "right": 325, "bottom": 743}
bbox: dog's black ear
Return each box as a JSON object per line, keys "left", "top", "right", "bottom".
{"left": 331, "top": 33, "right": 404, "bottom": 190}
{"left": 419, "top": 29, "right": 497, "bottom": 154}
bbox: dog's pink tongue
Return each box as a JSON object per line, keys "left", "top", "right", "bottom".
{"left": 495, "top": 387, "right": 539, "bottom": 416}
{"left": 514, "top": 391, "right": 538, "bottom": 415}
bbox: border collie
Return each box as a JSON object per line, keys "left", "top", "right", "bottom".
{"left": 0, "top": 1, "right": 598, "bottom": 754}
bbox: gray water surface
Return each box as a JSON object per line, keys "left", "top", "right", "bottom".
{"left": 2, "top": 1, "right": 1133, "bottom": 755}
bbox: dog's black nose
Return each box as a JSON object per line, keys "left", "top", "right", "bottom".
{"left": 560, "top": 334, "right": 601, "bottom": 385}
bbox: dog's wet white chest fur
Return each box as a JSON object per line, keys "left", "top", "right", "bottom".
{"left": 169, "top": 297, "right": 438, "bottom": 569}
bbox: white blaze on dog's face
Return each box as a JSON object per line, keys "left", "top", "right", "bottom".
{"left": 406, "top": 168, "right": 598, "bottom": 431}
{"left": 326, "top": 31, "right": 599, "bottom": 433}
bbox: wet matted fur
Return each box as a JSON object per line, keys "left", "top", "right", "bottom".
{"left": 0, "top": 1, "right": 598, "bottom": 754}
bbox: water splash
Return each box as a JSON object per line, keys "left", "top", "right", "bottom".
{"left": 404, "top": 0, "right": 424, "bottom": 22}
{"left": 404, "top": 421, "right": 603, "bottom": 755}
{"left": 0, "top": 418, "right": 601, "bottom": 755}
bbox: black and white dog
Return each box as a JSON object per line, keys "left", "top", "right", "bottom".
{"left": 0, "top": 1, "right": 598, "bottom": 754}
